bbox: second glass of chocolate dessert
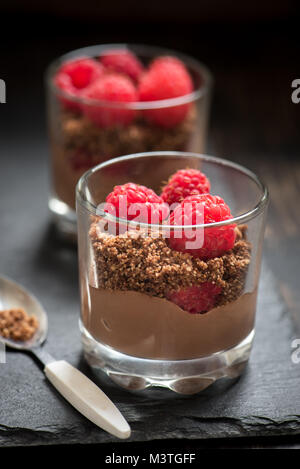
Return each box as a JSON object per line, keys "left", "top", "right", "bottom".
{"left": 76, "top": 151, "right": 268, "bottom": 395}
{"left": 46, "top": 44, "right": 211, "bottom": 237}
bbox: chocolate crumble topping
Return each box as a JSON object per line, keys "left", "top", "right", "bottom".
{"left": 89, "top": 221, "right": 251, "bottom": 308}
{"left": 59, "top": 105, "right": 197, "bottom": 162}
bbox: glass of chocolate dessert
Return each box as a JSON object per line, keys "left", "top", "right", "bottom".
{"left": 46, "top": 45, "right": 211, "bottom": 238}
{"left": 76, "top": 151, "right": 268, "bottom": 395}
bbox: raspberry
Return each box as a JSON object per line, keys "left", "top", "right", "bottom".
{"left": 138, "top": 56, "right": 193, "bottom": 128}
{"left": 161, "top": 168, "right": 210, "bottom": 206}
{"left": 54, "top": 58, "right": 104, "bottom": 111}
{"left": 60, "top": 58, "right": 104, "bottom": 89}
{"left": 166, "top": 283, "right": 222, "bottom": 314}
{"left": 150, "top": 56, "right": 189, "bottom": 70}
{"left": 105, "top": 182, "right": 168, "bottom": 225}
{"left": 100, "top": 49, "right": 144, "bottom": 82}
{"left": 54, "top": 72, "right": 82, "bottom": 112}
{"left": 168, "top": 194, "right": 236, "bottom": 260}
{"left": 81, "top": 74, "right": 138, "bottom": 127}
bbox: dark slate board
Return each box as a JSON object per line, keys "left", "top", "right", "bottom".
{"left": 0, "top": 145, "right": 300, "bottom": 446}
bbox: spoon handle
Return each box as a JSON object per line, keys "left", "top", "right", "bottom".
{"left": 31, "top": 346, "right": 56, "bottom": 366}
{"left": 44, "top": 360, "right": 131, "bottom": 440}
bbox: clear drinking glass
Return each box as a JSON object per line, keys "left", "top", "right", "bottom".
{"left": 46, "top": 44, "right": 212, "bottom": 237}
{"left": 76, "top": 152, "right": 268, "bottom": 395}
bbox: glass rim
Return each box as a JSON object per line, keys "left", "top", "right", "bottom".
{"left": 46, "top": 43, "right": 212, "bottom": 110}
{"left": 76, "top": 151, "right": 269, "bottom": 230}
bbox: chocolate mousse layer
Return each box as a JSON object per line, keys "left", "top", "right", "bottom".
{"left": 81, "top": 287, "right": 256, "bottom": 359}
{"left": 51, "top": 106, "right": 198, "bottom": 210}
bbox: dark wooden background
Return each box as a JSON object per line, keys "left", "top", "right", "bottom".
{"left": 0, "top": 0, "right": 300, "bottom": 451}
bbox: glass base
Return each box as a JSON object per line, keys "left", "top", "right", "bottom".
{"left": 49, "top": 196, "right": 77, "bottom": 241}
{"left": 80, "top": 320, "right": 254, "bottom": 395}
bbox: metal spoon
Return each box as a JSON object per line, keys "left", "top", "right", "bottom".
{"left": 0, "top": 276, "right": 131, "bottom": 439}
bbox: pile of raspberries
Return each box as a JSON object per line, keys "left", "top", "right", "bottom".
{"left": 54, "top": 49, "right": 194, "bottom": 128}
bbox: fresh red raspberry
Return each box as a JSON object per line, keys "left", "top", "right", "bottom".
{"left": 100, "top": 49, "right": 144, "bottom": 82}
{"left": 168, "top": 194, "right": 236, "bottom": 260}
{"left": 54, "top": 58, "right": 104, "bottom": 111}
{"left": 81, "top": 74, "right": 138, "bottom": 127}
{"left": 150, "top": 56, "right": 187, "bottom": 69}
{"left": 161, "top": 168, "right": 210, "bottom": 206}
{"left": 166, "top": 283, "right": 222, "bottom": 314}
{"left": 105, "top": 182, "right": 168, "bottom": 225}
{"left": 54, "top": 72, "right": 82, "bottom": 112}
{"left": 138, "top": 56, "right": 193, "bottom": 128}
{"left": 60, "top": 58, "right": 104, "bottom": 89}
